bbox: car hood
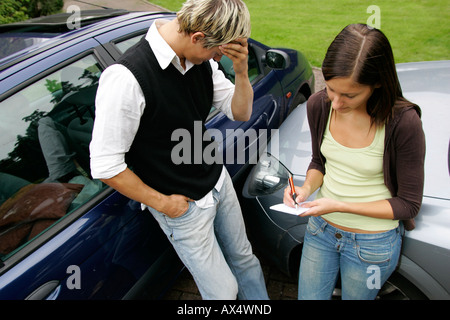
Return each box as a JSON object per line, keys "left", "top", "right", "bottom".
{"left": 269, "top": 60, "right": 450, "bottom": 200}
{"left": 397, "top": 61, "right": 450, "bottom": 200}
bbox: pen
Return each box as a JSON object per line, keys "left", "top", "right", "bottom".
{"left": 288, "top": 175, "right": 298, "bottom": 209}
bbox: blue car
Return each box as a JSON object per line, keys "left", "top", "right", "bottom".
{"left": 0, "top": 10, "right": 314, "bottom": 299}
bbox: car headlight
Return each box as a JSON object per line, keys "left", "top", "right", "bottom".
{"left": 247, "top": 153, "right": 290, "bottom": 196}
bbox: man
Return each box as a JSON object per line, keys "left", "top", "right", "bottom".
{"left": 90, "top": 0, "right": 268, "bottom": 299}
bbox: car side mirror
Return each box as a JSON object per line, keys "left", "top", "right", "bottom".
{"left": 264, "top": 49, "right": 290, "bottom": 69}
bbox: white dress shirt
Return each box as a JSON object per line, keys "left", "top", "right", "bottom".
{"left": 90, "top": 19, "right": 237, "bottom": 209}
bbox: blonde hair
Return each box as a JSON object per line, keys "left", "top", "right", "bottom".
{"left": 177, "top": 0, "right": 251, "bottom": 49}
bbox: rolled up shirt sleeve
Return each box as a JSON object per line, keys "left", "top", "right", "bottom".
{"left": 90, "top": 64, "right": 145, "bottom": 180}
{"left": 210, "top": 60, "right": 235, "bottom": 121}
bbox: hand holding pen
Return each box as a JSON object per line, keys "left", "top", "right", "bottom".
{"left": 288, "top": 175, "right": 299, "bottom": 209}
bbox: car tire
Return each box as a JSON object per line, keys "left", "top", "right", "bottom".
{"left": 377, "top": 272, "right": 429, "bottom": 300}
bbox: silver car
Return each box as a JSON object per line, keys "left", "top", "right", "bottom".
{"left": 242, "top": 60, "right": 450, "bottom": 300}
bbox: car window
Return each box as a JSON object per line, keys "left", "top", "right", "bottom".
{"left": 208, "top": 48, "right": 260, "bottom": 119}
{"left": 0, "top": 54, "right": 105, "bottom": 260}
{"left": 219, "top": 46, "right": 260, "bottom": 84}
{"left": 115, "top": 34, "right": 143, "bottom": 54}
{"left": 247, "top": 48, "right": 260, "bottom": 82}
{"left": 0, "top": 34, "right": 53, "bottom": 60}
{"left": 211, "top": 48, "right": 260, "bottom": 118}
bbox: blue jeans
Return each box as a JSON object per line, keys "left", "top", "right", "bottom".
{"left": 148, "top": 171, "right": 268, "bottom": 300}
{"left": 298, "top": 216, "right": 402, "bottom": 300}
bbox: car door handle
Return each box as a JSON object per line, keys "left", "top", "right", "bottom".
{"left": 25, "top": 280, "right": 60, "bottom": 300}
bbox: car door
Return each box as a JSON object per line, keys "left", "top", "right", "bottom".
{"left": 0, "top": 37, "right": 180, "bottom": 299}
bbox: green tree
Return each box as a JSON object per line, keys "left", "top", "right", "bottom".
{"left": 0, "top": 0, "right": 64, "bottom": 24}
{"left": 0, "top": 0, "right": 30, "bottom": 24}
{"left": 27, "top": 0, "right": 64, "bottom": 17}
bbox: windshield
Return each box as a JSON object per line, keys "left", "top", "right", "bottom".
{"left": 0, "top": 33, "right": 54, "bottom": 60}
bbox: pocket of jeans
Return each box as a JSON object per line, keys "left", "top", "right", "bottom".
{"left": 306, "top": 217, "right": 324, "bottom": 236}
{"left": 356, "top": 238, "right": 392, "bottom": 264}
{"left": 170, "top": 201, "right": 195, "bottom": 221}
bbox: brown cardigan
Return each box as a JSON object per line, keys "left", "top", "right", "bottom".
{"left": 306, "top": 89, "right": 426, "bottom": 231}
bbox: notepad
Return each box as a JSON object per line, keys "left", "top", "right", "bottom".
{"left": 270, "top": 203, "right": 310, "bottom": 216}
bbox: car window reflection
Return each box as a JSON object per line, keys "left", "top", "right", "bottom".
{"left": 0, "top": 55, "right": 105, "bottom": 259}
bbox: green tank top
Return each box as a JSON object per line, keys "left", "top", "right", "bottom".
{"left": 317, "top": 108, "right": 398, "bottom": 231}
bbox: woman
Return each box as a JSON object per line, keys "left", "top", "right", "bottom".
{"left": 284, "top": 24, "right": 425, "bottom": 299}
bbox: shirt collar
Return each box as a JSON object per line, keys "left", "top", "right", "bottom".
{"left": 146, "top": 19, "right": 194, "bottom": 74}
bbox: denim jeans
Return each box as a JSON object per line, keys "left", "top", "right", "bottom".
{"left": 298, "top": 216, "right": 402, "bottom": 300}
{"left": 148, "top": 170, "right": 268, "bottom": 300}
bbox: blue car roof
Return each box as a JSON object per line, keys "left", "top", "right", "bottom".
{"left": 0, "top": 10, "right": 172, "bottom": 72}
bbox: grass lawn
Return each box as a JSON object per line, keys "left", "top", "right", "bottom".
{"left": 150, "top": 0, "right": 449, "bottom": 67}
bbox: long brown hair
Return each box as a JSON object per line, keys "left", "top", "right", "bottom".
{"left": 322, "top": 24, "right": 417, "bottom": 124}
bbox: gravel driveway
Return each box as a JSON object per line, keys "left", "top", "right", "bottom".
{"left": 312, "top": 67, "right": 325, "bottom": 92}
{"left": 63, "top": 0, "right": 165, "bottom": 12}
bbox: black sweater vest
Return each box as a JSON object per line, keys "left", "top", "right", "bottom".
{"left": 118, "top": 38, "right": 222, "bottom": 200}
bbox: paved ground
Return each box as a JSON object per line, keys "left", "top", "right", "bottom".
{"left": 61, "top": 0, "right": 325, "bottom": 300}
{"left": 162, "top": 252, "right": 299, "bottom": 300}
{"left": 63, "top": 0, "right": 166, "bottom": 12}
